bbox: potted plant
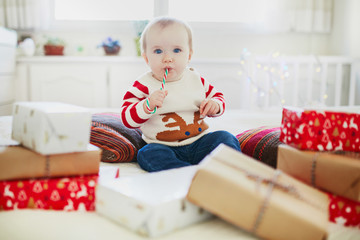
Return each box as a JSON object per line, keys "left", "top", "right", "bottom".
{"left": 43, "top": 37, "right": 65, "bottom": 56}
{"left": 98, "top": 37, "right": 121, "bottom": 55}
{"left": 133, "top": 20, "right": 148, "bottom": 56}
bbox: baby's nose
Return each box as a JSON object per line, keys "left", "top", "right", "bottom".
{"left": 163, "top": 53, "right": 173, "bottom": 63}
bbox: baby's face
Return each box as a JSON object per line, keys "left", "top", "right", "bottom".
{"left": 143, "top": 23, "right": 192, "bottom": 82}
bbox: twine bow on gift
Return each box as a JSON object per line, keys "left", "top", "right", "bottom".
{"left": 45, "top": 155, "right": 51, "bottom": 177}
{"left": 311, "top": 152, "right": 321, "bottom": 187}
{"left": 246, "top": 169, "right": 327, "bottom": 234}
{"left": 250, "top": 170, "right": 282, "bottom": 233}
{"left": 246, "top": 170, "right": 300, "bottom": 198}
{"left": 311, "top": 150, "right": 360, "bottom": 188}
{"left": 217, "top": 158, "right": 324, "bottom": 235}
{"left": 246, "top": 170, "right": 305, "bottom": 234}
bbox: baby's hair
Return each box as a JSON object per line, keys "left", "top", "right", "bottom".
{"left": 140, "top": 17, "right": 193, "bottom": 54}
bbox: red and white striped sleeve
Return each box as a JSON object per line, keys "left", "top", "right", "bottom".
{"left": 120, "top": 80, "right": 151, "bottom": 128}
{"left": 201, "top": 77, "right": 226, "bottom": 116}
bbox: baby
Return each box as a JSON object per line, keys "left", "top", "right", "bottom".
{"left": 121, "top": 17, "right": 241, "bottom": 172}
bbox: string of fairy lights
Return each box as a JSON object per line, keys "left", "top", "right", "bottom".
{"left": 238, "top": 48, "right": 328, "bottom": 107}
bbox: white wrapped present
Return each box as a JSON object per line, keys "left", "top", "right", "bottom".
{"left": 96, "top": 166, "right": 212, "bottom": 237}
{"left": 11, "top": 102, "right": 91, "bottom": 155}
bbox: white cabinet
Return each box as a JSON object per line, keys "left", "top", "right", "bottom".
{"left": 15, "top": 57, "right": 149, "bottom": 109}
{"left": 0, "top": 27, "right": 17, "bottom": 116}
{"left": 15, "top": 57, "right": 247, "bottom": 110}
{"left": 28, "top": 63, "right": 108, "bottom": 108}
{"left": 15, "top": 57, "right": 246, "bottom": 110}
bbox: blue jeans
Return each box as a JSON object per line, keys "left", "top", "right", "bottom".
{"left": 137, "top": 130, "right": 241, "bottom": 172}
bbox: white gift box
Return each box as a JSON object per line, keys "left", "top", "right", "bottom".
{"left": 96, "top": 166, "right": 213, "bottom": 237}
{"left": 11, "top": 102, "right": 91, "bottom": 155}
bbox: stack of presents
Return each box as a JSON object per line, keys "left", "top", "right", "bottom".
{"left": 1, "top": 102, "right": 360, "bottom": 239}
{"left": 0, "top": 102, "right": 101, "bottom": 211}
{"left": 278, "top": 107, "right": 360, "bottom": 229}
{"left": 186, "top": 107, "right": 360, "bottom": 240}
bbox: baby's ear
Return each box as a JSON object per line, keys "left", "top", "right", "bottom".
{"left": 188, "top": 50, "right": 193, "bottom": 62}
{"left": 142, "top": 53, "right": 149, "bottom": 64}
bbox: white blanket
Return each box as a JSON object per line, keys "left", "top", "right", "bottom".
{"left": 0, "top": 109, "right": 358, "bottom": 240}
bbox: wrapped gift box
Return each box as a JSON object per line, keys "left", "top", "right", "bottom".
{"left": 11, "top": 102, "right": 92, "bottom": 155}
{"left": 0, "top": 174, "right": 97, "bottom": 211}
{"left": 328, "top": 194, "right": 360, "bottom": 229}
{"left": 187, "top": 144, "right": 329, "bottom": 240}
{"left": 0, "top": 144, "right": 101, "bottom": 181}
{"left": 277, "top": 144, "right": 360, "bottom": 202}
{"left": 96, "top": 166, "right": 212, "bottom": 237}
{"left": 280, "top": 106, "right": 360, "bottom": 152}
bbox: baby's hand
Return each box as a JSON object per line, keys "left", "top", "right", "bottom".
{"left": 199, "top": 99, "right": 220, "bottom": 118}
{"left": 144, "top": 89, "right": 168, "bottom": 113}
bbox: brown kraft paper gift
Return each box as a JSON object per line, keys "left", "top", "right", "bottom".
{"left": 277, "top": 144, "right": 360, "bottom": 202}
{"left": 0, "top": 144, "right": 101, "bottom": 181}
{"left": 187, "top": 144, "right": 329, "bottom": 240}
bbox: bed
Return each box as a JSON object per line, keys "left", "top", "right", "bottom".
{"left": 1, "top": 106, "right": 359, "bottom": 240}
{"left": 1, "top": 52, "right": 360, "bottom": 239}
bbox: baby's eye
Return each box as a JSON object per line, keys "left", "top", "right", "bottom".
{"left": 154, "top": 49, "right": 163, "bottom": 54}
{"left": 173, "top": 48, "right": 181, "bottom": 53}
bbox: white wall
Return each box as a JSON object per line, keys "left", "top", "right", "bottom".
{"left": 192, "top": 32, "right": 330, "bottom": 58}
{"left": 16, "top": 0, "right": 359, "bottom": 58}
{"left": 330, "top": 0, "right": 360, "bottom": 57}
{"left": 21, "top": 25, "right": 333, "bottom": 58}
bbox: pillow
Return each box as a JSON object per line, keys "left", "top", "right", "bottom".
{"left": 90, "top": 113, "right": 146, "bottom": 163}
{"left": 236, "top": 127, "right": 283, "bottom": 168}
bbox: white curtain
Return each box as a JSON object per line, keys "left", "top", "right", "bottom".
{"left": 0, "top": 0, "right": 51, "bottom": 30}
{"left": 0, "top": 0, "right": 333, "bottom": 32}
{"left": 261, "top": 0, "right": 333, "bottom": 33}
{"left": 294, "top": 0, "right": 333, "bottom": 32}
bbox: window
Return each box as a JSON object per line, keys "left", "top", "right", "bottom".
{"left": 52, "top": 0, "right": 332, "bottom": 33}
{"left": 53, "top": 0, "right": 264, "bottom": 23}
{"left": 54, "top": 0, "right": 154, "bottom": 21}
{"left": 168, "top": 0, "right": 266, "bottom": 23}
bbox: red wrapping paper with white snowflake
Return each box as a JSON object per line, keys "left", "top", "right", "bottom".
{"left": 328, "top": 194, "right": 360, "bottom": 229}
{"left": 280, "top": 107, "right": 360, "bottom": 152}
{"left": 0, "top": 174, "right": 97, "bottom": 211}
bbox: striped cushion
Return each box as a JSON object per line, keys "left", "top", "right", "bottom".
{"left": 90, "top": 113, "right": 146, "bottom": 163}
{"left": 236, "top": 127, "right": 283, "bottom": 168}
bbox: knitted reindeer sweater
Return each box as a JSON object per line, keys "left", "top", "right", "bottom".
{"left": 121, "top": 68, "right": 225, "bottom": 146}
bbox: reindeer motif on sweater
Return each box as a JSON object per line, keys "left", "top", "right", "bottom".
{"left": 156, "top": 111, "right": 209, "bottom": 142}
